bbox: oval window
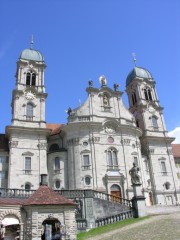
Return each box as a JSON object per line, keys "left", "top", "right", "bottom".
{"left": 85, "top": 176, "right": 91, "bottom": 185}
{"left": 83, "top": 141, "right": 88, "bottom": 147}
{"left": 55, "top": 180, "right": 60, "bottom": 189}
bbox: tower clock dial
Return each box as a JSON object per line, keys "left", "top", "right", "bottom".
{"left": 24, "top": 89, "right": 36, "bottom": 100}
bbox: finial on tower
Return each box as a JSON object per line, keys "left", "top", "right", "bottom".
{"left": 30, "top": 35, "right": 34, "bottom": 50}
{"left": 132, "top": 52, "right": 137, "bottom": 66}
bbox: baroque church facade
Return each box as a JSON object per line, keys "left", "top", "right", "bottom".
{"left": 1, "top": 45, "right": 180, "bottom": 207}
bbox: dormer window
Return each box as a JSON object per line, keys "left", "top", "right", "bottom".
{"left": 26, "top": 71, "right": 36, "bottom": 86}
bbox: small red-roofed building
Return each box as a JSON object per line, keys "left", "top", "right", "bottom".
{"left": 0, "top": 185, "right": 77, "bottom": 240}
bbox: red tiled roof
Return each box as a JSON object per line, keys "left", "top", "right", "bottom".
{"left": 0, "top": 134, "right": 9, "bottom": 152}
{"left": 23, "top": 185, "right": 76, "bottom": 206}
{"left": 46, "top": 124, "right": 64, "bottom": 135}
{"left": 172, "top": 144, "right": 180, "bottom": 158}
{"left": 0, "top": 198, "right": 25, "bottom": 205}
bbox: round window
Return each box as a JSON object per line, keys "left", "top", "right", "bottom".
{"left": 55, "top": 180, "right": 60, "bottom": 189}
{"left": 108, "top": 137, "right": 114, "bottom": 143}
{"left": 85, "top": 176, "right": 91, "bottom": 185}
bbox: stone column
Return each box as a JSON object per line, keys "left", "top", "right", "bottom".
{"left": 131, "top": 183, "right": 147, "bottom": 218}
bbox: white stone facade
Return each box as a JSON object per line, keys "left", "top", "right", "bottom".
{"left": 0, "top": 48, "right": 179, "bottom": 208}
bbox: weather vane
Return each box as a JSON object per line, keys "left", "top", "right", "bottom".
{"left": 30, "top": 35, "right": 34, "bottom": 50}
{"left": 132, "top": 52, "right": 137, "bottom": 66}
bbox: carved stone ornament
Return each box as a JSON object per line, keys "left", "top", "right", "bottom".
{"left": 48, "top": 214, "right": 54, "bottom": 219}
{"left": 105, "top": 125, "right": 115, "bottom": 134}
{"left": 38, "top": 143, "right": 47, "bottom": 149}
{"left": 9, "top": 141, "right": 18, "bottom": 148}
{"left": 121, "top": 138, "right": 131, "bottom": 145}
{"left": 67, "top": 138, "right": 79, "bottom": 146}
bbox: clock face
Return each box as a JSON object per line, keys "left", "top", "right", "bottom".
{"left": 24, "top": 89, "right": 36, "bottom": 100}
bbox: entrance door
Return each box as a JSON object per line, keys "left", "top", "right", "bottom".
{"left": 42, "top": 218, "right": 61, "bottom": 240}
{"left": 110, "top": 184, "right": 122, "bottom": 203}
{"left": 149, "top": 192, "right": 153, "bottom": 206}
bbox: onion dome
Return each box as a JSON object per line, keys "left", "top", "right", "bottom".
{"left": 126, "top": 66, "right": 153, "bottom": 86}
{"left": 20, "top": 48, "right": 44, "bottom": 62}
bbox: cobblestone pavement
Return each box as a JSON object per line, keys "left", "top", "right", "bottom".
{"left": 87, "top": 211, "right": 180, "bottom": 240}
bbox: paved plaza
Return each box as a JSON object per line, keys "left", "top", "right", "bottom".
{"left": 88, "top": 206, "right": 180, "bottom": 240}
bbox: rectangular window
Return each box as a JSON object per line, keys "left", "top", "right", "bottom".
{"left": 0, "top": 171, "right": 5, "bottom": 179}
{"left": 83, "top": 155, "right": 90, "bottom": 170}
{"left": 54, "top": 157, "right": 60, "bottom": 173}
{"left": 25, "top": 157, "right": 31, "bottom": 174}
{"left": 152, "top": 116, "right": 158, "bottom": 128}
{"left": 160, "top": 161, "right": 167, "bottom": 175}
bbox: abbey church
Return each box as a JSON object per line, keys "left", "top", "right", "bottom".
{"left": 1, "top": 45, "right": 180, "bottom": 205}
{"left": 0, "top": 45, "right": 180, "bottom": 239}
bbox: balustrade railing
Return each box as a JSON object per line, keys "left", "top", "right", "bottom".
{"left": 95, "top": 210, "right": 133, "bottom": 227}
{"left": 0, "top": 188, "right": 131, "bottom": 207}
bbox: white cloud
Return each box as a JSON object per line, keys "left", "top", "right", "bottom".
{"left": 168, "top": 127, "right": 180, "bottom": 143}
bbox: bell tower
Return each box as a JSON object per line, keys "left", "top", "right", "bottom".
{"left": 12, "top": 38, "right": 47, "bottom": 128}
{"left": 6, "top": 40, "right": 50, "bottom": 189}
{"left": 126, "top": 64, "right": 179, "bottom": 205}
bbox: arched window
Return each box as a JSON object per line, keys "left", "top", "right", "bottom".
{"left": 49, "top": 144, "right": 60, "bottom": 152}
{"left": 26, "top": 72, "right": 36, "bottom": 86}
{"left": 26, "top": 73, "right": 31, "bottom": 86}
{"left": 148, "top": 89, "right": 152, "bottom": 101}
{"left": 54, "top": 157, "right": 60, "bottom": 172}
{"left": 32, "top": 73, "right": 36, "bottom": 86}
{"left": 152, "top": 116, "right": 158, "bottom": 128}
{"left": 144, "top": 88, "right": 153, "bottom": 101}
{"left": 132, "top": 92, "right": 137, "bottom": 105}
{"left": 26, "top": 103, "right": 33, "bottom": 121}
{"left": 55, "top": 180, "right": 61, "bottom": 189}
{"left": 107, "top": 148, "right": 118, "bottom": 169}
{"left": 25, "top": 183, "right": 31, "bottom": 190}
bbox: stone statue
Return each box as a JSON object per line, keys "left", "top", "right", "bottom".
{"left": 67, "top": 107, "right": 72, "bottom": 116}
{"left": 129, "top": 163, "right": 141, "bottom": 184}
{"left": 88, "top": 80, "right": 93, "bottom": 87}
{"left": 114, "top": 83, "right": 119, "bottom": 91}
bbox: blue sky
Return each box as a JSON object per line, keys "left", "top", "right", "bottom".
{"left": 0, "top": 0, "right": 180, "bottom": 141}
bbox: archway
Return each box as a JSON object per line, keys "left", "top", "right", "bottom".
{"left": 110, "top": 184, "right": 122, "bottom": 202}
{"left": 1, "top": 215, "right": 20, "bottom": 240}
{"left": 42, "top": 218, "right": 61, "bottom": 240}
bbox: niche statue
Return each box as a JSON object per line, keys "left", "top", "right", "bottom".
{"left": 129, "top": 163, "right": 141, "bottom": 184}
